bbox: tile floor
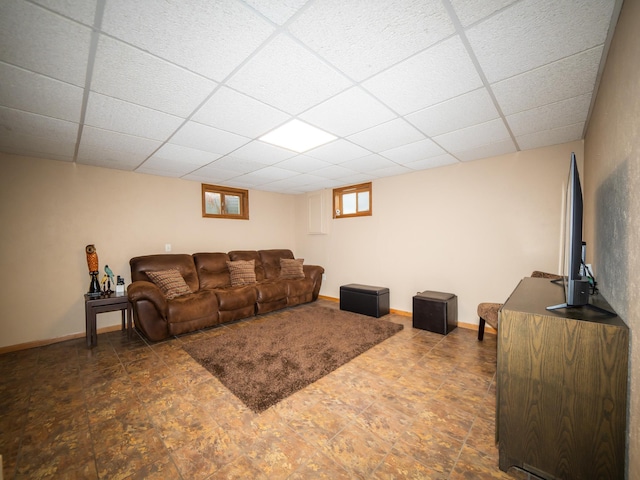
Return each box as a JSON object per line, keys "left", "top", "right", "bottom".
{"left": 0, "top": 299, "right": 536, "bottom": 479}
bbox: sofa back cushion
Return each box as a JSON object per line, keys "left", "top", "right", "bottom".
{"left": 130, "top": 254, "right": 199, "bottom": 292}
{"left": 193, "top": 252, "right": 231, "bottom": 289}
{"left": 259, "top": 249, "right": 295, "bottom": 279}
{"left": 228, "top": 250, "right": 265, "bottom": 282}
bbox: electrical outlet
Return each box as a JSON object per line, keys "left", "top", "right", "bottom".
{"left": 322, "top": 273, "right": 326, "bottom": 280}
{"left": 165, "top": 244, "right": 172, "bottom": 252}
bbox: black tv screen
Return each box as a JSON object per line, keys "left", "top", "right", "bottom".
{"left": 548, "top": 152, "right": 590, "bottom": 310}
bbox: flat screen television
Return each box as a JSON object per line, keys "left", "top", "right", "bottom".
{"left": 547, "top": 152, "right": 591, "bottom": 310}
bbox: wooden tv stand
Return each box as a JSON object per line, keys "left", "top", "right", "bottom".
{"left": 497, "top": 277, "right": 628, "bottom": 479}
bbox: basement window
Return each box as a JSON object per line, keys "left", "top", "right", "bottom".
{"left": 333, "top": 182, "right": 372, "bottom": 219}
{"left": 202, "top": 184, "right": 249, "bottom": 220}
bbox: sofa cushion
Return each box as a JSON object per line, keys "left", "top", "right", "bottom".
{"left": 227, "top": 260, "right": 256, "bottom": 286}
{"left": 255, "top": 279, "right": 287, "bottom": 303}
{"left": 130, "top": 254, "right": 200, "bottom": 293}
{"left": 229, "top": 250, "right": 265, "bottom": 281}
{"left": 166, "top": 289, "right": 218, "bottom": 331}
{"left": 215, "top": 285, "right": 258, "bottom": 311}
{"left": 259, "top": 249, "right": 294, "bottom": 279}
{"left": 285, "top": 277, "right": 315, "bottom": 298}
{"left": 194, "top": 252, "right": 231, "bottom": 289}
{"left": 146, "top": 268, "right": 192, "bottom": 299}
{"left": 280, "top": 258, "right": 305, "bottom": 279}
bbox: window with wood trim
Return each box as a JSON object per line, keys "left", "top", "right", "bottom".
{"left": 333, "top": 182, "right": 372, "bottom": 219}
{"left": 202, "top": 184, "right": 249, "bottom": 220}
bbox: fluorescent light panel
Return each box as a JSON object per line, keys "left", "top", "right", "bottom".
{"left": 260, "top": 119, "right": 336, "bottom": 153}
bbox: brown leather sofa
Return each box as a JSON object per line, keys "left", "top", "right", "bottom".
{"left": 128, "top": 249, "right": 324, "bottom": 341}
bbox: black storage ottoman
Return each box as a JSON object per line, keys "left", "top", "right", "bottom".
{"left": 340, "top": 284, "right": 390, "bottom": 318}
{"left": 413, "top": 290, "right": 457, "bottom": 334}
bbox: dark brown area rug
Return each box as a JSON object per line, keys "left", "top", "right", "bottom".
{"left": 183, "top": 305, "right": 403, "bottom": 412}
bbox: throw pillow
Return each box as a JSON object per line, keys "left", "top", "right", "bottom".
{"left": 227, "top": 260, "right": 256, "bottom": 286}
{"left": 146, "top": 268, "right": 192, "bottom": 299}
{"left": 280, "top": 258, "right": 305, "bottom": 279}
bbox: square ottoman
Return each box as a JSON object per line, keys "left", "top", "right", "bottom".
{"left": 340, "top": 284, "right": 390, "bottom": 318}
{"left": 413, "top": 290, "right": 457, "bottom": 334}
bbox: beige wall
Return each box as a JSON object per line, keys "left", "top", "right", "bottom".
{"left": 583, "top": 0, "right": 640, "bottom": 476}
{"left": 1, "top": 141, "right": 581, "bottom": 350}
{"left": 295, "top": 141, "right": 583, "bottom": 324}
{"left": 0, "top": 154, "right": 295, "bottom": 348}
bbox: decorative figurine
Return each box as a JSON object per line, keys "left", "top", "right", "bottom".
{"left": 85, "top": 244, "right": 101, "bottom": 297}
{"left": 105, "top": 265, "right": 115, "bottom": 289}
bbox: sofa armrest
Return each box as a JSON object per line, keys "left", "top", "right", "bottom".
{"left": 303, "top": 264, "right": 325, "bottom": 300}
{"left": 128, "top": 280, "right": 168, "bottom": 316}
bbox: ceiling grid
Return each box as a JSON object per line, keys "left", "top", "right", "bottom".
{"left": 0, "top": 0, "right": 623, "bottom": 193}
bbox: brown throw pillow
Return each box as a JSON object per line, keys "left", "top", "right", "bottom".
{"left": 280, "top": 258, "right": 305, "bottom": 279}
{"left": 146, "top": 268, "right": 192, "bottom": 299}
{"left": 227, "top": 260, "right": 256, "bottom": 286}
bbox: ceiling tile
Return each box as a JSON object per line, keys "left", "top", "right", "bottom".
{"left": 228, "top": 166, "right": 297, "bottom": 185}
{"left": 334, "top": 173, "right": 379, "bottom": 186}
{"left": 207, "top": 155, "right": 268, "bottom": 175}
{"left": 380, "top": 139, "right": 445, "bottom": 164}
{"left": 145, "top": 143, "right": 221, "bottom": 168}
{"left": 182, "top": 164, "right": 241, "bottom": 184}
{"left": 448, "top": 0, "right": 518, "bottom": 27}
{"left": 0, "top": 1, "right": 91, "bottom": 86}
{"left": 169, "top": 121, "right": 249, "bottom": 155}
{"left": 455, "top": 138, "right": 517, "bottom": 162}
{"left": 0, "top": 106, "right": 78, "bottom": 143}
{"left": 230, "top": 140, "right": 296, "bottom": 165}
{"left": 0, "top": 63, "right": 83, "bottom": 122}
{"left": 91, "top": 36, "right": 217, "bottom": 117}
{"left": 242, "top": 0, "right": 308, "bottom": 25}
{"left": 506, "top": 94, "right": 592, "bottom": 137}
{"left": 274, "top": 155, "right": 332, "bottom": 174}
{"left": 404, "top": 153, "right": 459, "bottom": 170}
{"left": 289, "top": 0, "right": 454, "bottom": 81}
{"left": 260, "top": 173, "right": 328, "bottom": 192}
{"left": 516, "top": 122, "right": 584, "bottom": 150}
{"left": 227, "top": 33, "right": 353, "bottom": 115}
{"left": 193, "top": 87, "right": 290, "bottom": 138}
{"left": 371, "top": 164, "right": 413, "bottom": 178}
{"left": 492, "top": 47, "right": 603, "bottom": 116}
{"left": 305, "top": 140, "right": 371, "bottom": 164}
{"left": 85, "top": 93, "right": 183, "bottom": 141}
{"left": 312, "top": 164, "right": 361, "bottom": 180}
{"left": 406, "top": 88, "right": 499, "bottom": 137}
{"left": 77, "top": 126, "right": 161, "bottom": 169}
{"left": 101, "top": 0, "right": 274, "bottom": 82}
{"left": 340, "top": 154, "right": 399, "bottom": 172}
{"left": 347, "top": 118, "right": 425, "bottom": 152}
{"left": 433, "top": 118, "right": 511, "bottom": 152}
{"left": 30, "top": 0, "right": 97, "bottom": 25}
{"left": 363, "top": 36, "right": 483, "bottom": 115}
{"left": 466, "top": 0, "right": 615, "bottom": 82}
{"left": 300, "top": 87, "right": 397, "bottom": 137}
{"left": 136, "top": 158, "right": 199, "bottom": 177}
{"left": 0, "top": 131, "right": 75, "bottom": 161}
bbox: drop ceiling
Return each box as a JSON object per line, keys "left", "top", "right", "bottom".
{"left": 0, "top": 0, "right": 622, "bottom": 194}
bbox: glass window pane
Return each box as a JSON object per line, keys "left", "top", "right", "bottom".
{"left": 357, "top": 191, "right": 369, "bottom": 211}
{"left": 205, "top": 192, "right": 221, "bottom": 214}
{"left": 224, "top": 195, "right": 241, "bottom": 215}
{"left": 342, "top": 192, "right": 356, "bottom": 214}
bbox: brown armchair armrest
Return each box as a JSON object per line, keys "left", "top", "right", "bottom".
{"left": 127, "top": 281, "right": 168, "bottom": 316}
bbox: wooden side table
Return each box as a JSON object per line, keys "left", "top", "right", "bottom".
{"left": 84, "top": 292, "right": 132, "bottom": 348}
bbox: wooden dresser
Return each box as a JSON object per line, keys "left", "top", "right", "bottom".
{"left": 497, "top": 277, "right": 628, "bottom": 479}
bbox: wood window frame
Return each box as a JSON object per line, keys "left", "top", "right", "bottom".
{"left": 333, "top": 182, "right": 372, "bottom": 219}
{"left": 202, "top": 184, "right": 249, "bottom": 220}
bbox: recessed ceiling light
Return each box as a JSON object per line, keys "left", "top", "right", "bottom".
{"left": 260, "top": 119, "right": 336, "bottom": 153}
